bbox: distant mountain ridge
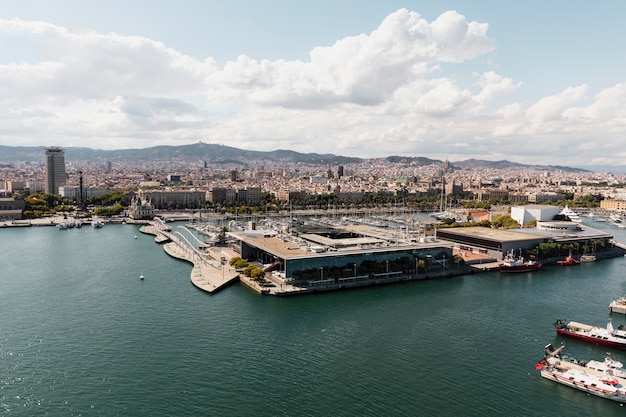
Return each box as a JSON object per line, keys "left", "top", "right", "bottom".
{"left": 0, "top": 143, "right": 360, "bottom": 165}
{"left": 0, "top": 144, "right": 590, "bottom": 172}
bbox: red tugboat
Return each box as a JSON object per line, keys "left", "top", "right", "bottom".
{"left": 498, "top": 250, "right": 542, "bottom": 273}
{"left": 554, "top": 318, "right": 626, "bottom": 349}
{"left": 557, "top": 250, "right": 580, "bottom": 266}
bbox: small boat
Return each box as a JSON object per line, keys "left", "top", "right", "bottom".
{"left": 556, "top": 251, "right": 580, "bottom": 266}
{"left": 498, "top": 249, "right": 542, "bottom": 272}
{"left": 554, "top": 318, "right": 626, "bottom": 349}
{"left": 134, "top": 235, "right": 138, "bottom": 239}
{"left": 92, "top": 220, "right": 104, "bottom": 228}
{"left": 140, "top": 272, "right": 144, "bottom": 280}
{"left": 579, "top": 254, "right": 596, "bottom": 263}
{"left": 536, "top": 343, "right": 626, "bottom": 403}
{"left": 610, "top": 297, "right": 626, "bottom": 314}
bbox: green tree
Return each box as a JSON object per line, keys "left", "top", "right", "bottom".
{"left": 491, "top": 214, "right": 520, "bottom": 228}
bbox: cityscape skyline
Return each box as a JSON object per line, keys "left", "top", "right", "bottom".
{"left": 2, "top": 2, "right": 626, "bottom": 168}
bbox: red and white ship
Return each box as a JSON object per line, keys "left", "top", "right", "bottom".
{"left": 498, "top": 250, "right": 542, "bottom": 272}
{"left": 554, "top": 318, "right": 626, "bottom": 349}
{"left": 536, "top": 343, "right": 626, "bottom": 403}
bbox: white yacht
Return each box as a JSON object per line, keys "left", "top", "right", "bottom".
{"left": 559, "top": 205, "right": 581, "bottom": 222}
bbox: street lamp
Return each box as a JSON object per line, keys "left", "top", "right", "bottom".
{"left": 320, "top": 266, "right": 324, "bottom": 280}
{"left": 353, "top": 263, "right": 357, "bottom": 277}
{"left": 386, "top": 260, "right": 389, "bottom": 274}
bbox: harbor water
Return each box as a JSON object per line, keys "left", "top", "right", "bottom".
{"left": 2, "top": 218, "right": 626, "bottom": 416}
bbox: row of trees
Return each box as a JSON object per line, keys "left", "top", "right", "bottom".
{"left": 534, "top": 240, "right": 607, "bottom": 259}
{"left": 229, "top": 257, "right": 265, "bottom": 280}
{"left": 23, "top": 193, "right": 75, "bottom": 217}
{"left": 19, "top": 191, "right": 128, "bottom": 218}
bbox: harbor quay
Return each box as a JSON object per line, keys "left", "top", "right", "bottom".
{"left": 5, "top": 206, "right": 626, "bottom": 296}
{"left": 140, "top": 217, "right": 475, "bottom": 295}
{"left": 139, "top": 207, "right": 626, "bottom": 296}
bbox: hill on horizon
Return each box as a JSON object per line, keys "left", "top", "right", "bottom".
{"left": 0, "top": 144, "right": 596, "bottom": 173}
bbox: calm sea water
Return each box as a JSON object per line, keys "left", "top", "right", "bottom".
{"left": 2, "top": 218, "right": 626, "bottom": 416}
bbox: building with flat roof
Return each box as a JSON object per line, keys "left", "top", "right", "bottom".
{"left": 436, "top": 223, "right": 614, "bottom": 260}
{"left": 229, "top": 222, "right": 454, "bottom": 285}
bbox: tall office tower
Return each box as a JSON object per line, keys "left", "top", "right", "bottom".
{"left": 45, "top": 147, "right": 66, "bottom": 195}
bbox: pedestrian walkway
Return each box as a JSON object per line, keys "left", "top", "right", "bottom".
{"left": 141, "top": 223, "right": 239, "bottom": 293}
{"left": 163, "top": 242, "right": 239, "bottom": 293}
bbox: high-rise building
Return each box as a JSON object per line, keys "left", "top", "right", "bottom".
{"left": 45, "top": 147, "right": 66, "bottom": 195}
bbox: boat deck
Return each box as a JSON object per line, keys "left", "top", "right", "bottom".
{"left": 547, "top": 356, "right": 626, "bottom": 382}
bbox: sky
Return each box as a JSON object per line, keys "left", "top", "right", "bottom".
{"left": 1, "top": 1, "right": 626, "bottom": 169}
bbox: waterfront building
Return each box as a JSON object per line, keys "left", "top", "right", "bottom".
{"left": 336, "top": 191, "right": 365, "bottom": 202}
{"left": 229, "top": 224, "right": 454, "bottom": 286}
{"left": 510, "top": 205, "right": 560, "bottom": 227}
{"left": 508, "top": 192, "right": 529, "bottom": 204}
{"left": 0, "top": 197, "right": 25, "bottom": 221}
{"left": 600, "top": 198, "right": 626, "bottom": 212}
{"left": 476, "top": 188, "right": 509, "bottom": 202}
{"left": 236, "top": 187, "right": 262, "bottom": 204}
{"left": 208, "top": 187, "right": 236, "bottom": 204}
{"left": 436, "top": 224, "right": 613, "bottom": 261}
{"left": 128, "top": 196, "right": 154, "bottom": 220}
{"left": 138, "top": 189, "right": 206, "bottom": 209}
{"left": 44, "top": 147, "right": 66, "bottom": 195}
{"left": 275, "top": 189, "right": 307, "bottom": 203}
{"left": 527, "top": 192, "right": 560, "bottom": 203}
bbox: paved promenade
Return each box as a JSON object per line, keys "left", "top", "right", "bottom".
{"left": 140, "top": 224, "right": 239, "bottom": 294}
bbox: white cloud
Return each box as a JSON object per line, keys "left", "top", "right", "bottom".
{"left": 0, "top": 10, "right": 625, "bottom": 167}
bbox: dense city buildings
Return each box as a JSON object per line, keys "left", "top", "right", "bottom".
{"left": 1, "top": 146, "right": 626, "bottom": 218}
